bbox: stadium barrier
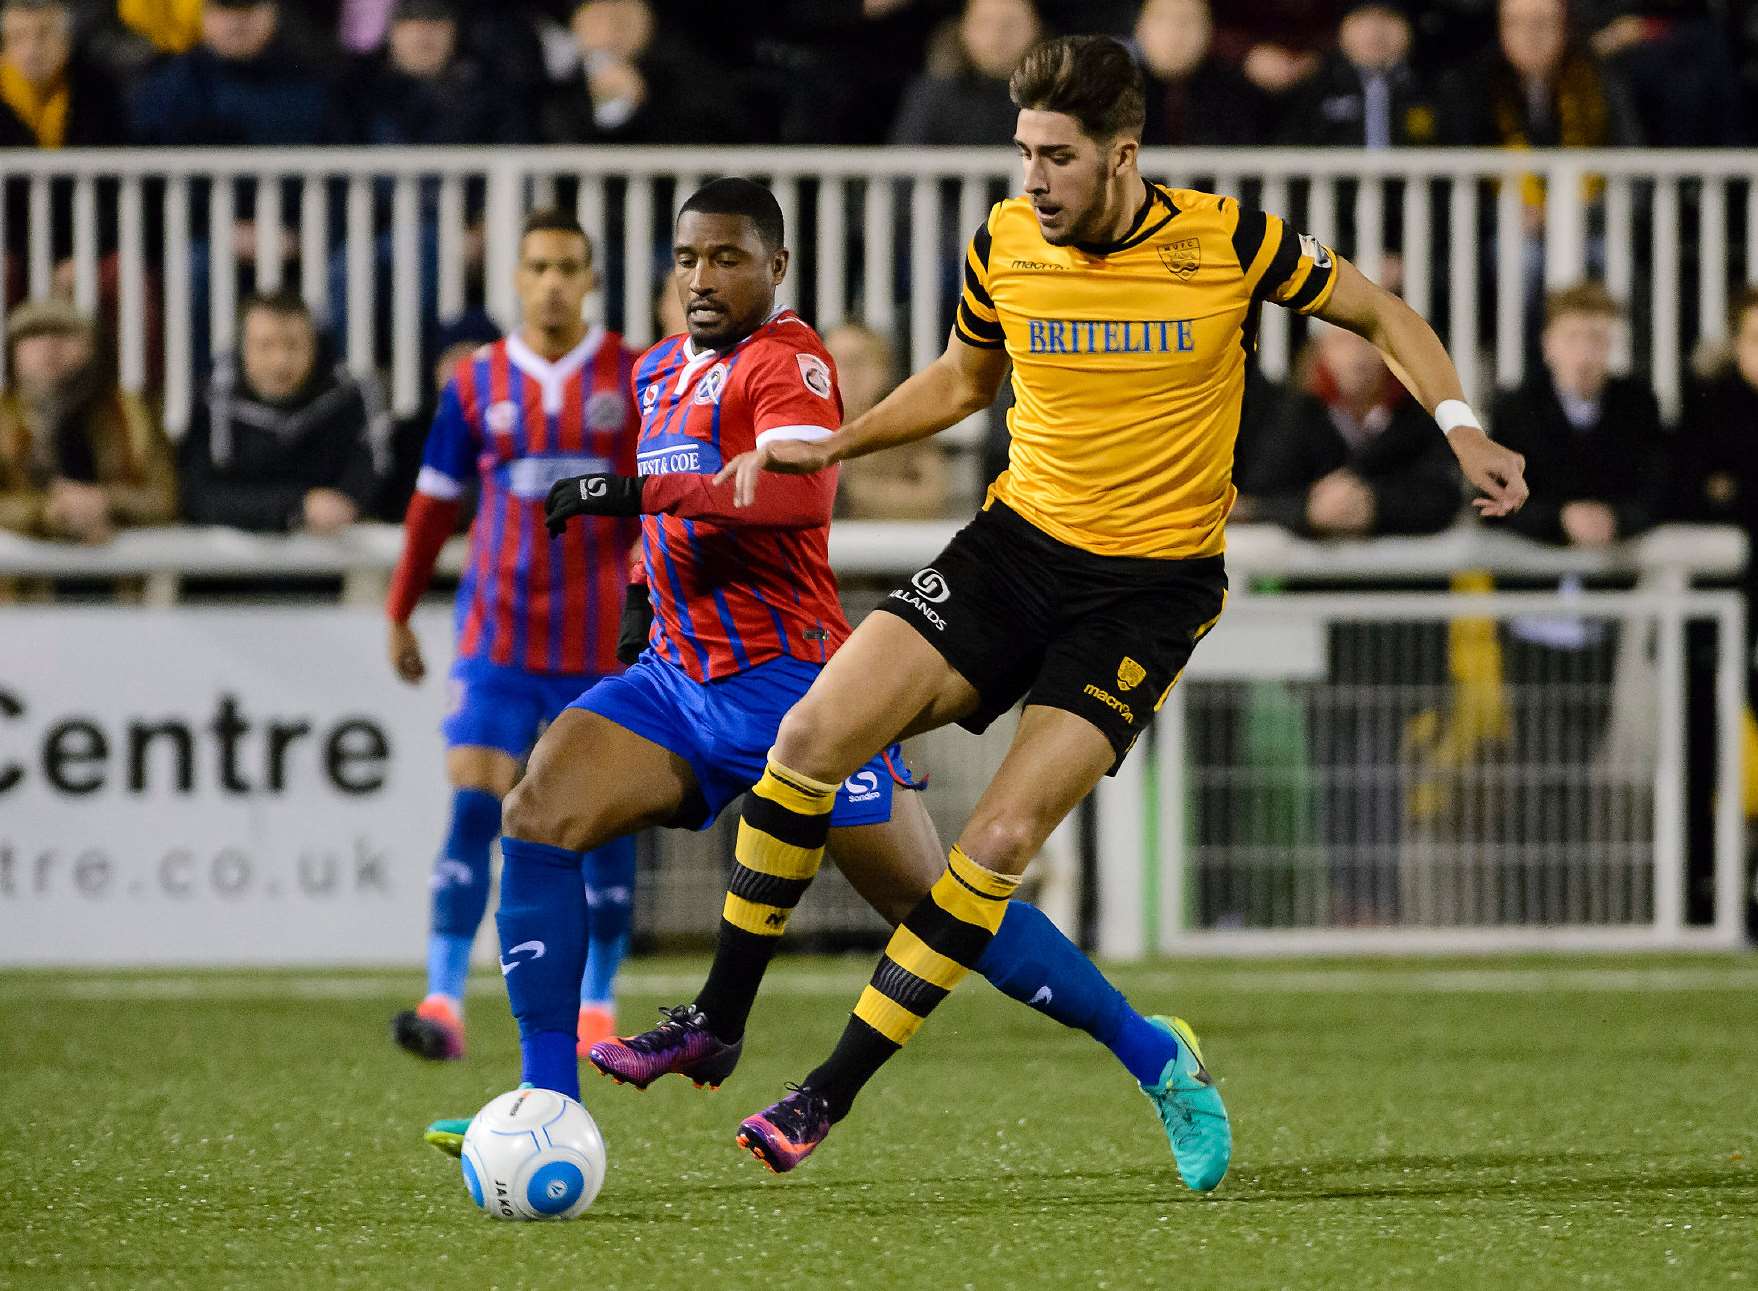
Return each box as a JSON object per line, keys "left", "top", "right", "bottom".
{"left": 2, "top": 145, "right": 1753, "bottom": 449}
{"left": 0, "top": 522, "right": 1745, "bottom": 963}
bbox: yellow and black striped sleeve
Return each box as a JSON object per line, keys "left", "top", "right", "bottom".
{"left": 953, "top": 219, "right": 1005, "bottom": 349}
{"left": 1229, "top": 204, "right": 1341, "bottom": 316}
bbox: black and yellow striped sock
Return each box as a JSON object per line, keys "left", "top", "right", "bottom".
{"left": 805, "top": 846, "right": 1020, "bottom": 1120}
{"left": 692, "top": 758, "right": 839, "bottom": 1042}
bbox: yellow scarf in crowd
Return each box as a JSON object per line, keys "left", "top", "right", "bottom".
{"left": 118, "top": 0, "right": 203, "bottom": 53}
{"left": 0, "top": 61, "right": 69, "bottom": 148}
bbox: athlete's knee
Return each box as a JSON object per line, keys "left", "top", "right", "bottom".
{"left": 771, "top": 698, "right": 854, "bottom": 782}
{"left": 957, "top": 810, "right": 1048, "bottom": 873}
{"left": 501, "top": 776, "right": 616, "bottom": 852}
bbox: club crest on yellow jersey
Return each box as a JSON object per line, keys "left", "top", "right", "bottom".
{"left": 1158, "top": 238, "right": 1201, "bottom": 280}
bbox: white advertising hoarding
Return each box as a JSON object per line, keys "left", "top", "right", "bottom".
{"left": 0, "top": 607, "right": 459, "bottom": 965}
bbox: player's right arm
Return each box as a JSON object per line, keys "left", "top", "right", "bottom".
{"left": 718, "top": 331, "right": 1006, "bottom": 507}
{"left": 715, "top": 217, "right": 1011, "bottom": 507}
{"left": 385, "top": 374, "right": 475, "bottom": 684}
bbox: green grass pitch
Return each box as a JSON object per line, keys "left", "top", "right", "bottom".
{"left": 2, "top": 955, "right": 1755, "bottom": 1290}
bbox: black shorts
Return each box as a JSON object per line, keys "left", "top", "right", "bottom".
{"left": 872, "top": 501, "right": 1226, "bottom": 773}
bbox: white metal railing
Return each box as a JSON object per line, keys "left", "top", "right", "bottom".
{"left": 1097, "top": 586, "right": 1747, "bottom": 956}
{"left": 0, "top": 519, "right": 1745, "bottom": 598}
{"left": 4, "top": 146, "right": 1755, "bottom": 436}
{"left": 1, "top": 520, "right": 1748, "bottom": 954}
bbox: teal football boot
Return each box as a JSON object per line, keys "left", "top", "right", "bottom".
{"left": 1140, "top": 1016, "right": 1231, "bottom": 1191}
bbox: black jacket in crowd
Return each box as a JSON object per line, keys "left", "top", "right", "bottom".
{"left": 1140, "top": 58, "right": 1269, "bottom": 147}
{"left": 178, "top": 339, "right": 390, "bottom": 532}
{"left": 1673, "top": 365, "right": 1758, "bottom": 538}
{"left": 1235, "top": 391, "right": 1461, "bottom": 536}
{"left": 1487, "top": 371, "right": 1668, "bottom": 545}
{"left": 1279, "top": 51, "right": 1441, "bottom": 147}
{"left": 0, "top": 53, "right": 127, "bottom": 261}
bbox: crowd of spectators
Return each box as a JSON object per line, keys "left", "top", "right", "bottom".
{"left": 0, "top": 0, "right": 1753, "bottom": 159}
{"left": 4, "top": 0, "right": 1758, "bottom": 550}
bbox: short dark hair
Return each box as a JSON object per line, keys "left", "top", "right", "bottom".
{"left": 677, "top": 177, "right": 784, "bottom": 252}
{"left": 1008, "top": 35, "right": 1146, "bottom": 141}
{"left": 240, "top": 289, "right": 314, "bottom": 328}
{"left": 520, "top": 208, "right": 593, "bottom": 265}
{"left": 1543, "top": 282, "right": 1622, "bottom": 329}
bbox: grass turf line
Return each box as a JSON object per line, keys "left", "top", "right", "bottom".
{"left": 1, "top": 955, "right": 1754, "bottom": 1291}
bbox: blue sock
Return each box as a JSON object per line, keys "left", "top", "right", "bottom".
{"left": 580, "top": 836, "right": 637, "bottom": 1007}
{"left": 425, "top": 787, "right": 502, "bottom": 1002}
{"left": 496, "top": 836, "right": 588, "bottom": 1099}
{"left": 975, "top": 901, "right": 1179, "bottom": 1087}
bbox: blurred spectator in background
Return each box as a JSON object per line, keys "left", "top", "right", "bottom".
{"left": 1134, "top": 0, "right": 1266, "bottom": 146}
{"left": 542, "top": 0, "right": 750, "bottom": 144}
{"left": 1442, "top": 0, "right": 1639, "bottom": 157}
{"left": 179, "top": 291, "right": 389, "bottom": 533}
{"left": 1281, "top": 1, "right": 1438, "bottom": 147}
{"left": 752, "top": 0, "right": 958, "bottom": 144}
{"left": 117, "top": 0, "right": 201, "bottom": 53}
{"left": 330, "top": 0, "right": 524, "bottom": 363}
{"left": 2, "top": 0, "right": 133, "bottom": 330}
{"left": 827, "top": 321, "right": 947, "bottom": 520}
{"left": 380, "top": 307, "right": 498, "bottom": 520}
{"left": 344, "top": 0, "right": 528, "bottom": 146}
{"left": 1675, "top": 287, "right": 1758, "bottom": 536}
{"left": 132, "top": 0, "right": 342, "bottom": 371}
{"left": 1586, "top": 0, "right": 1743, "bottom": 145}
{"left": 1233, "top": 323, "right": 1459, "bottom": 538}
{"left": 1211, "top": 0, "right": 1342, "bottom": 99}
{"left": 890, "top": 0, "right": 1041, "bottom": 144}
{"left": 653, "top": 278, "right": 685, "bottom": 341}
{"left": 0, "top": 298, "right": 176, "bottom": 541}
{"left": 1488, "top": 283, "right": 1664, "bottom": 547}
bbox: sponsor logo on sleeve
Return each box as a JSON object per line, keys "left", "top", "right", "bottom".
{"left": 1297, "top": 233, "right": 1333, "bottom": 270}
{"left": 796, "top": 353, "right": 833, "bottom": 400}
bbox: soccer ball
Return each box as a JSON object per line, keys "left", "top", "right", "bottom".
{"left": 460, "top": 1087, "right": 607, "bottom": 1220}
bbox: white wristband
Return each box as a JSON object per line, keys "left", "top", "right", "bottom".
{"left": 1434, "top": 399, "right": 1481, "bottom": 436}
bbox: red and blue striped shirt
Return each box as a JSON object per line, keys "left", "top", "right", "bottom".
{"left": 407, "top": 329, "right": 640, "bottom": 675}
{"left": 633, "top": 311, "right": 850, "bottom": 683}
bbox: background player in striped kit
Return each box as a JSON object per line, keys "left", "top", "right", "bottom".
{"left": 384, "top": 209, "right": 643, "bottom": 1062}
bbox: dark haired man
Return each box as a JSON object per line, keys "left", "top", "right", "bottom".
{"left": 178, "top": 291, "right": 389, "bottom": 533}
{"left": 383, "top": 210, "right": 644, "bottom": 1064}
{"left": 711, "top": 34, "right": 1529, "bottom": 1183}
{"left": 421, "top": 179, "right": 1206, "bottom": 1176}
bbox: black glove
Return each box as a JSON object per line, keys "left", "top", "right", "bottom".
{"left": 545, "top": 473, "right": 646, "bottom": 536}
{"left": 616, "top": 582, "right": 654, "bottom": 665}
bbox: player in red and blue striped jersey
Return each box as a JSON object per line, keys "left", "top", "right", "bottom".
{"left": 384, "top": 210, "right": 642, "bottom": 1063}
{"left": 427, "top": 182, "right": 1193, "bottom": 1173}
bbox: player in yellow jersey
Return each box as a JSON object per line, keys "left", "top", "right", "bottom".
{"left": 658, "top": 33, "right": 1527, "bottom": 1184}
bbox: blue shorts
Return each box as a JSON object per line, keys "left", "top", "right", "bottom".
{"left": 569, "top": 651, "right": 913, "bottom": 830}
{"left": 443, "top": 658, "right": 608, "bottom": 758}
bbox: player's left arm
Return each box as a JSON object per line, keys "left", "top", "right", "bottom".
{"left": 1315, "top": 259, "right": 1528, "bottom": 517}
{"left": 545, "top": 344, "right": 838, "bottom": 534}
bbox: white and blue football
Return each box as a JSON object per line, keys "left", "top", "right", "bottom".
{"left": 460, "top": 1087, "right": 607, "bottom": 1220}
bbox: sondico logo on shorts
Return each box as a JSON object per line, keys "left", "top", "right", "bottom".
{"left": 843, "top": 770, "right": 882, "bottom": 804}
{"left": 888, "top": 567, "right": 950, "bottom": 630}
